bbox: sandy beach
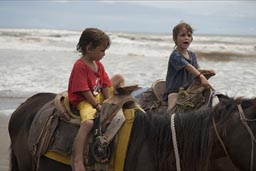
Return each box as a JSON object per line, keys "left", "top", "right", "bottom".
{"left": 0, "top": 114, "right": 10, "bottom": 171}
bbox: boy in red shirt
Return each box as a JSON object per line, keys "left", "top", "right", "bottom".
{"left": 68, "top": 28, "right": 124, "bottom": 171}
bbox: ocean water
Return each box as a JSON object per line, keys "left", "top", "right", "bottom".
{"left": 1, "top": 28, "right": 256, "bottom": 116}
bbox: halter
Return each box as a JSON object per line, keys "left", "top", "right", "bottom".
{"left": 212, "top": 104, "right": 256, "bottom": 171}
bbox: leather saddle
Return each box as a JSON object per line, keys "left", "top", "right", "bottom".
{"left": 137, "top": 79, "right": 168, "bottom": 113}
{"left": 28, "top": 85, "right": 139, "bottom": 170}
{"left": 138, "top": 70, "right": 215, "bottom": 113}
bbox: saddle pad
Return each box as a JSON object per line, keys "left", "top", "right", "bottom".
{"left": 44, "top": 151, "right": 71, "bottom": 165}
{"left": 28, "top": 100, "right": 58, "bottom": 156}
{"left": 47, "top": 120, "right": 79, "bottom": 156}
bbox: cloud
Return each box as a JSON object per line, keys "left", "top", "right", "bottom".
{"left": 0, "top": 1, "right": 255, "bottom": 35}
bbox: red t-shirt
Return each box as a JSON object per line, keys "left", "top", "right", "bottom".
{"left": 68, "top": 59, "right": 112, "bottom": 108}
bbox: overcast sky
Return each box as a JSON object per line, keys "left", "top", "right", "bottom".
{"left": 0, "top": 1, "right": 256, "bottom": 35}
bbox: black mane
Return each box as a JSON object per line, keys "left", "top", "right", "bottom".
{"left": 128, "top": 108, "right": 212, "bottom": 171}
{"left": 175, "top": 108, "right": 212, "bottom": 171}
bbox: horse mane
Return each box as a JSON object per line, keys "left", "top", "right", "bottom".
{"left": 128, "top": 110, "right": 173, "bottom": 171}
{"left": 211, "top": 96, "right": 237, "bottom": 127}
{"left": 145, "top": 112, "right": 173, "bottom": 170}
{"left": 175, "top": 108, "right": 213, "bottom": 171}
{"left": 212, "top": 96, "right": 256, "bottom": 128}
{"left": 232, "top": 96, "right": 256, "bottom": 120}
{"left": 130, "top": 108, "right": 213, "bottom": 171}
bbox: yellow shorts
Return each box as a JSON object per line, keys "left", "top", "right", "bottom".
{"left": 77, "top": 87, "right": 114, "bottom": 122}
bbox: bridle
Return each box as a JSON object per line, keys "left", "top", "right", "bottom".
{"left": 212, "top": 104, "right": 256, "bottom": 171}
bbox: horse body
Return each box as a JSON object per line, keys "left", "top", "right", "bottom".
{"left": 8, "top": 93, "right": 256, "bottom": 171}
{"left": 8, "top": 93, "right": 57, "bottom": 171}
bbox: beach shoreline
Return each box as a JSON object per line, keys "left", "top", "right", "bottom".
{"left": 0, "top": 114, "right": 10, "bottom": 171}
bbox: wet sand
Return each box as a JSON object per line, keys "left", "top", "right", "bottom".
{"left": 0, "top": 114, "right": 10, "bottom": 171}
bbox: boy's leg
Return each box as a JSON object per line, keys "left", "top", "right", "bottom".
{"left": 167, "top": 93, "right": 177, "bottom": 112}
{"left": 111, "top": 73, "right": 125, "bottom": 88}
{"left": 72, "top": 101, "right": 97, "bottom": 171}
{"left": 72, "top": 120, "right": 93, "bottom": 171}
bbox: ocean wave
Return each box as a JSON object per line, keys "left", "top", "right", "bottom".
{"left": 1, "top": 29, "right": 256, "bottom": 59}
{"left": 0, "top": 90, "right": 38, "bottom": 98}
{"left": 111, "top": 32, "right": 169, "bottom": 42}
{"left": 0, "top": 109, "right": 15, "bottom": 116}
{"left": 0, "top": 28, "right": 78, "bottom": 51}
{"left": 0, "top": 28, "right": 256, "bottom": 113}
{"left": 195, "top": 51, "right": 254, "bottom": 61}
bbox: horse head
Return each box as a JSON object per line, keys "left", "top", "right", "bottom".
{"left": 211, "top": 95, "right": 256, "bottom": 171}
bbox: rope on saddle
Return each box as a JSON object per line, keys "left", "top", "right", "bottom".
{"left": 238, "top": 104, "right": 256, "bottom": 171}
{"left": 174, "top": 86, "right": 206, "bottom": 113}
{"left": 170, "top": 113, "right": 181, "bottom": 171}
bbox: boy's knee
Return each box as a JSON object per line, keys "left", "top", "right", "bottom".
{"left": 168, "top": 93, "right": 177, "bottom": 100}
{"left": 80, "top": 120, "right": 94, "bottom": 131}
{"left": 114, "top": 73, "right": 124, "bottom": 81}
{"left": 111, "top": 73, "right": 125, "bottom": 87}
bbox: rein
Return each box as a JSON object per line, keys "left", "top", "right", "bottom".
{"left": 212, "top": 117, "right": 237, "bottom": 170}
{"left": 237, "top": 104, "right": 256, "bottom": 171}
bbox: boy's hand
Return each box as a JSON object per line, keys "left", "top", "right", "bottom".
{"left": 95, "top": 104, "right": 102, "bottom": 112}
{"left": 199, "top": 74, "right": 210, "bottom": 86}
{"left": 208, "top": 69, "right": 216, "bottom": 75}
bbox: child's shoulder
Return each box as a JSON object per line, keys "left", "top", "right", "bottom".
{"left": 171, "top": 50, "right": 182, "bottom": 58}
{"left": 95, "top": 61, "right": 105, "bottom": 67}
{"left": 171, "top": 50, "right": 180, "bottom": 56}
{"left": 188, "top": 50, "right": 196, "bottom": 58}
{"left": 74, "top": 58, "right": 84, "bottom": 66}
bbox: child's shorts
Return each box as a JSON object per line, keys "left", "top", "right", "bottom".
{"left": 77, "top": 87, "right": 114, "bottom": 123}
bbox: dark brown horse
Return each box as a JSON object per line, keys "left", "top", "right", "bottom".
{"left": 8, "top": 92, "right": 256, "bottom": 171}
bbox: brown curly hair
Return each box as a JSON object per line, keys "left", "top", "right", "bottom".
{"left": 76, "top": 28, "right": 111, "bottom": 55}
{"left": 172, "top": 22, "right": 194, "bottom": 45}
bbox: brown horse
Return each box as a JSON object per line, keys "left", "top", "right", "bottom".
{"left": 8, "top": 92, "right": 256, "bottom": 171}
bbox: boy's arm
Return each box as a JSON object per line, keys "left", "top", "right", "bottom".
{"left": 185, "top": 64, "right": 209, "bottom": 86}
{"left": 198, "top": 69, "right": 216, "bottom": 75}
{"left": 102, "top": 87, "right": 110, "bottom": 99}
{"left": 81, "top": 91, "right": 101, "bottom": 112}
